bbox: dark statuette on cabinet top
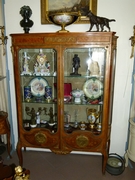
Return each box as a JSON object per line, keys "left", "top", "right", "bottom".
{"left": 86, "top": 10, "right": 116, "bottom": 32}
{"left": 20, "top": 5, "right": 34, "bottom": 33}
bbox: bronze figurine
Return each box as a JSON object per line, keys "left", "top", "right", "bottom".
{"left": 86, "top": 10, "right": 115, "bottom": 32}
{"left": 44, "top": 107, "right": 57, "bottom": 124}
{"left": 70, "top": 54, "right": 81, "bottom": 76}
{"left": 20, "top": 6, "right": 34, "bottom": 33}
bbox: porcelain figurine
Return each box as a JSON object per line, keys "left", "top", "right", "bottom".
{"left": 21, "top": 52, "right": 32, "bottom": 75}
{"left": 33, "top": 49, "right": 50, "bottom": 76}
{"left": 89, "top": 61, "right": 100, "bottom": 76}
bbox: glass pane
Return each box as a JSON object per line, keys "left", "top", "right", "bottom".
{"left": 19, "top": 48, "right": 58, "bottom": 133}
{"left": 63, "top": 47, "right": 106, "bottom": 134}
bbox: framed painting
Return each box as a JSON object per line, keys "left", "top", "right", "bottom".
{"left": 41, "top": 0, "right": 97, "bottom": 24}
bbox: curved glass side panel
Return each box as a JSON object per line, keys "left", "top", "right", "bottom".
{"left": 109, "top": 48, "right": 117, "bottom": 125}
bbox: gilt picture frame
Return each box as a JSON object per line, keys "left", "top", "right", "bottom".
{"left": 41, "top": 0, "right": 97, "bottom": 24}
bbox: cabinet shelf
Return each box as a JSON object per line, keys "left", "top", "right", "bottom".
{"left": 20, "top": 74, "right": 104, "bottom": 79}
{"left": 22, "top": 99, "right": 103, "bottom": 106}
{"left": 23, "top": 121, "right": 101, "bottom": 135}
{"left": 64, "top": 75, "right": 104, "bottom": 78}
{"left": 21, "top": 74, "right": 57, "bottom": 77}
{"left": 22, "top": 100, "right": 56, "bottom": 104}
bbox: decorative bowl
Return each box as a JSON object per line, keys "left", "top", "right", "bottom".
{"left": 30, "top": 124, "right": 37, "bottom": 128}
{"left": 48, "top": 122, "right": 56, "bottom": 126}
{"left": 47, "top": 12, "right": 80, "bottom": 33}
{"left": 71, "top": 89, "right": 84, "bottom": 103}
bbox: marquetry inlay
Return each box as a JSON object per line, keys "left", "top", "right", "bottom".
{"left": 44, "top": 37, "right": 77, "bottom": 43}
{"left": 13, "top": 37, "right": 44, "bottom": 45}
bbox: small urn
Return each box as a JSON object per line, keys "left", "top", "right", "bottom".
{"left": 71, "top": 89, "right": 84, "bottom": 104}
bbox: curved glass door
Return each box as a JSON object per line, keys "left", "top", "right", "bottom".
{"left": 63, "top": 47, "right": 106, "bottom": 134}
{"left": 19, "top": 48, "right": 58, "bottom": 133}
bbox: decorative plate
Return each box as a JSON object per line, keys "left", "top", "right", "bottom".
{"left": 83, "top": 78, "right": 103, "bottom": 99}
{"left": 29, "top": 77, "right": 48, "bottom": 97}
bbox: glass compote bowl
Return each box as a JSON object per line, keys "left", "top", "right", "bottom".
{"left": 47, "top": 12, "right": 80, "bottom": 33}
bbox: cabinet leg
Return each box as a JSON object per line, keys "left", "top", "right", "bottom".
{"left": 102, "top": 151, "right": 108, "bottom": 174}
{"left": 16, "top": 141, "right": 23, "bottom": 166}
{"left": 107, "top": 139, "right": 110, "bottom": 154}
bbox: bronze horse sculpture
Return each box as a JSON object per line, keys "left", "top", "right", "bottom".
{"left": 86, "top": 10, "right": 115, "bottom": 32}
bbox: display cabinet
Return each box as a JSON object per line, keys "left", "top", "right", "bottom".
{"left": 10, "top": 32, "right": 118, "bottom": 174}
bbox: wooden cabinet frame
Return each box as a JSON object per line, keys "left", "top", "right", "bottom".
{"left": 11, "top": 32, "right": 118, "bottom": 174}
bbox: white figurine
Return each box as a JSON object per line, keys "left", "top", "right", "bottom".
{"left": 89, "top": 61, "right": 100, "bottom": 76}
{"left": 21, "top": 52, "right": 32, "bottom": 75}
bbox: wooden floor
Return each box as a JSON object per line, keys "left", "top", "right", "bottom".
{"left": 1, "top": 145, "right": 135, "bottom": 180}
